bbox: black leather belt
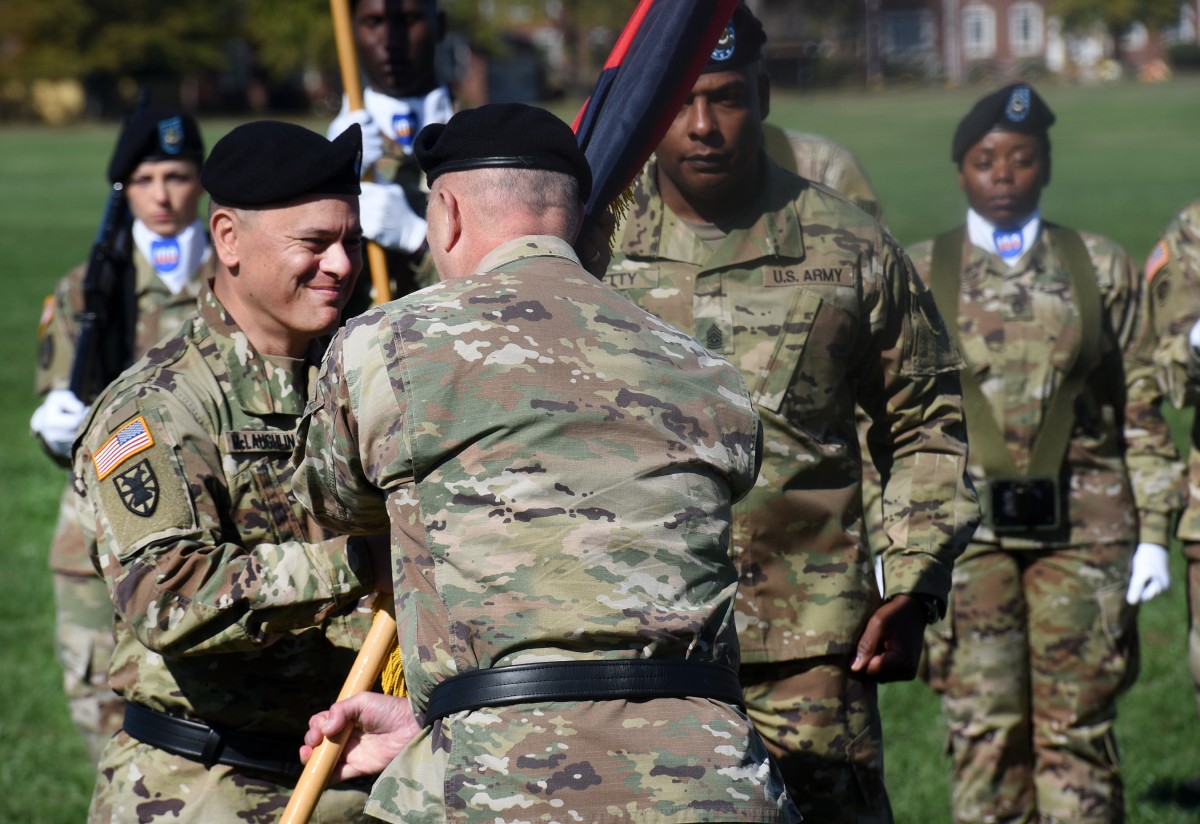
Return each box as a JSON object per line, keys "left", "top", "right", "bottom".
{"left": 425, "top": 659, "right": 744, "bottom": 722}
{"left": 122, "top": 702, "right": 302, "bottom": 783}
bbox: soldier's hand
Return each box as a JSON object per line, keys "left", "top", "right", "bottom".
{"left": 1126, "top": 542, "right": 1170, "bottom": 604}
{"left": 30, "top": 389, "right": 89, "bottom": 460}
{"left": 850, "top": 594, "right": 925, "bottom": 682}
{"left": 330, "top": 107, "right": 385, "bottom": 169}
{"left": 301, "top": 692, "right": 420, "bottom": 782}
{"left": 360, "top": 181, "right": 428, "bottom": 253}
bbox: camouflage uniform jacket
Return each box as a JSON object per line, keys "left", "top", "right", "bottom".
{"left": 294, "top": 236, "right": 798, "bottom": 824}
{"left": 762, "top": 125, "right": 883, "bottom": 220}
{"left": 907, "top": 224, "right": 1182, "bottom": 549}
{"left": 1143, "top": 200, "right": 1200, "bottom": 549}
{"left": 605, "top": 160, "right": 979, "bottom": 664}
{"left": 73, "top": 284, "right": 377, "bottom": 735}
{"left": 37, "top": 238, "right": 212, "bottom": 573}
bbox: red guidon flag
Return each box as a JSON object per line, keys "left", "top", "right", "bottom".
{"left": 572, "top": 0, "right": 739, "bottom": 228}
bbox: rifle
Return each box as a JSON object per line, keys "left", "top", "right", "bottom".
{"left": 68, "top": 181, "right": 134, "bottom": 402}
{"left": 68, "top": 93, "right": 149, "bottom": 402}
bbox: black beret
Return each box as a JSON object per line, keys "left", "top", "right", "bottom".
{"left": 107, "top": 107, "right": 204, "bottom": 184}
{"left": 414, "top": 103, "right": 592, "bottom": 201}
{"left": 201, "top": 121, "right": 362, "bottom": 208}
{"left": 952, "top": 83, "right": 1056, "bottom": 164}
{"left": 703, "top": 1, "right": 766, "bottom": 73}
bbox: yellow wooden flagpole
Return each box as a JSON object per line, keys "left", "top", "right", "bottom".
{"left": 279, "top": 597, "right": 398, "bottom": 824}
{"left": 329, "top": 0, "right": 393, "bottom": 304}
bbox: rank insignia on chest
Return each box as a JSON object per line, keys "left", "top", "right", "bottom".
{"left": 93, "top": 416, "right": 155, "bottom": 480}
{"left": 113, "top": 459, "right": 159, "bottom": 517}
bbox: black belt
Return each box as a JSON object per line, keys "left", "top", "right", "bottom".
{"left": 122, "top": 702, "right": 302, "bottom": 783}
{"left": 425, "top": 659, "right": 744, "bottom": 722}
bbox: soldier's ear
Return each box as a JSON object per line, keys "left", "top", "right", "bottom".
{"left": 427, "top": 186, "right": 460, "bottom": 257}
{"left": 441, "top": 188, "right": 462, "bottom": 252}
{"left": 210, "top": 208, "right": 240, "bottom": 269}
{"left": 757, "top": 70, "right": 770, "bottom": 121}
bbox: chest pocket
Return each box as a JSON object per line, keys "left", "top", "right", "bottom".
{"left": 750, "top": 286, "right": 851, "bottom": 439}
{"left": 1032, "top": 277, "right": 1082, "bottom": 375}
{"left": 230, "top": 448, "right": 306, "bottom": 545}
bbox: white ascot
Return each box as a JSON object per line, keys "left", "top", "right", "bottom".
{"left": 132, "top": 219, "right": 210, "bottom": 294}
{"left": 967, "top": 208, "right": 1041, "bottom": 267}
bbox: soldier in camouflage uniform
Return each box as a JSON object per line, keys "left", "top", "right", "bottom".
{"left": 292, "top": 102, "right": 800, "bottom": 824}
{"left": 331, "top": 0, "right": 452, "bottom": 311}
{"left": 73, "top": 121, "right": 385, "bottom": 823}
{"left": 28, "top": 108, "right": 211, "bottom": 761}
{"left": 1140, "top": 199, "right": 1200, "bottom": 794}
{"left": 603, "top": 6, "right": 979, "bottom": 822}
{"left": 910, "top": 84, "right": 1182, "bottom": 823}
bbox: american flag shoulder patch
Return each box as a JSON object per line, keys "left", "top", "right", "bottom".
{"left": 38, "top": 295, "right": 55, "bottom": 339}
{"left": 93, "top": 416, "right": 155, "bottom": 481}
{"left": 1145, "top": 240, "right": 1169, "bottom": 281}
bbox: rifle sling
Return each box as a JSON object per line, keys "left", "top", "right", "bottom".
{"left": 929, "top": 223, "right": 1101, "bottom": 480}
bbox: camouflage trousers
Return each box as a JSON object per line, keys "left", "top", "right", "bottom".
{"left": 741, "top": 657, "right": 892, "bottom": 824}
{"left": 924, "top": 542, "right": 1138, "bottom": 824}
{"left": 1185, "top": 547, "right": 1200, "bottom": 722}
{"left": 54, "top": 571, "right": 121, "bottom": 764}
{"left": 88, "top": 731, "right": 375, "bottom": 823}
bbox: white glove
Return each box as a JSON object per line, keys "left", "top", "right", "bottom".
{"left": 874, "top": 556, "right": 884, "bottom": 597}
{"left": 329, "top": 107, "right": 385, "bottom": 170}
{"left": 30, "top": 389, "right": 89, "bottom": 459}
{"left": 1126, "top": 542, "right": 1170, "bottom": 604}
{"left": 1189, "top": 317, "right": 1200, "bottom": 357}
{"left": 359, "top": 181, "right": 428, "bottom": 254}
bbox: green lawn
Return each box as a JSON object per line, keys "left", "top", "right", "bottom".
{"left": 3, "top": 78, "right": 1200, "bottom": 822}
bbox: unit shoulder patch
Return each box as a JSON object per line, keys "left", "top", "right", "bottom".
{"left": 113, "top": 459, "right": 159, "bottom": 517}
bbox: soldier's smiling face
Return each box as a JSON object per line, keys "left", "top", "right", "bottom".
{"left": 125, "top": 159, "right": 204, "bottom": 237}
{"left": 958, "top": 130, "right": 1048, "bottom": 230}
{"left": 654, "top": 66, "right": 768, "bottom": 222}
{"left": 212, "top": 196, "right": 363, "bottom": 357}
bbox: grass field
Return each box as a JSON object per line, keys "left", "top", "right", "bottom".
{"left": 2, "top": 77, "right": 1199, "bottom": 822}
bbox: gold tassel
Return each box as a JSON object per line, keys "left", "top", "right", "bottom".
{"left": 380, "top": 644, "right": 407, "bottom": 696}
{"left": 607, "top": 185, "right": 636, "bottom": 254}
